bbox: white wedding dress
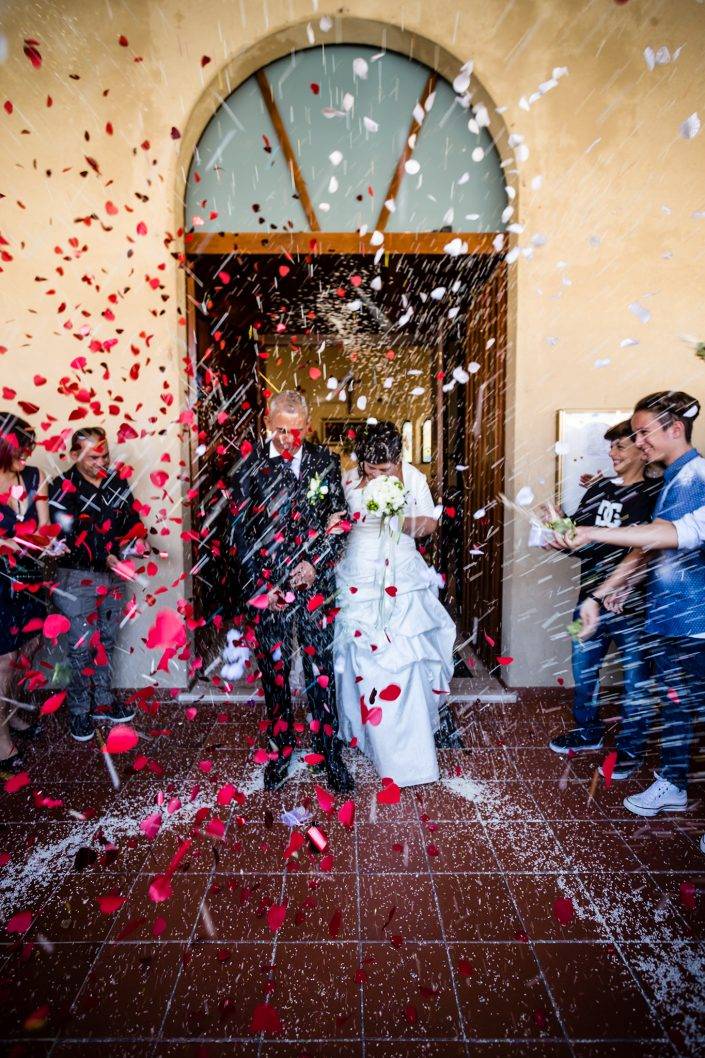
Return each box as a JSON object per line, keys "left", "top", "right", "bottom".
{"left": 334, "top": 462, "right": 456, "bottom": 787}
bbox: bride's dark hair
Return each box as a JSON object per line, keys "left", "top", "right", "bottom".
{"left": 354, "top": 421, "right": 402, "bottom": 465}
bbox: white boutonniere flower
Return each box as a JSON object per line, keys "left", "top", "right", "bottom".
{"left": 306, "top": 473, "right": 329, "bottom": 504}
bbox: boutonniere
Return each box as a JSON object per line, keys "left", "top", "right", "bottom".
{"left": 306, "top": 473, "right": 329, "bottom": 505}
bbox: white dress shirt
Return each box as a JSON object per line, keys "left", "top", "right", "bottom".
{"left": 673, "top": 504, "right": 705, "bottom": 550}
{"left": 268, "top": 439, "right": 303, "bottom": 479}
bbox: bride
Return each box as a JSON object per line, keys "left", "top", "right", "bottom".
{"left": 329, "top": 421, "right": 456, "bottom": 787}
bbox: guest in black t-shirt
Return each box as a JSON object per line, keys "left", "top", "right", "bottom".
{"left": 49, "top": 427, "right": 146, "bottom": 743}
{"left": 547, "top": 420, "right": 661, "bottom": 777}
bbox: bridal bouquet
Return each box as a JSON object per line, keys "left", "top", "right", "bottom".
{"left": 362, "top": 474, "right": 407, "bottom": 533}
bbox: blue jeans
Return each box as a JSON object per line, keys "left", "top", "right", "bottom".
{"left": 651, "top": 636, "right": 705, "bottom": 792}
{"left": 571, "top": 605, "right": 654, "bottom": 758}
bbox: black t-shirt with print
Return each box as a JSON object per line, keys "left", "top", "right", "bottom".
{"left": 571, "top": 478, "right": 662, "bottom": 608}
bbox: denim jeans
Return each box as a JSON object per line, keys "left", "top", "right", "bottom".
{"left": 571, "top": 605, "right": 654, "bottom": 757}
{"left": 651, "top": 636, "right": 705, "bottom": 792}
{"left": 54, "top": 568, "right": 123, "bottom": 718}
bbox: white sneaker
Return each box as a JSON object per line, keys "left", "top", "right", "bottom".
{"left": 623, "top": 776, "right": 687, "bottom": 818}
{"left": 700, "top": 833, "right": 705, "bottom": 855}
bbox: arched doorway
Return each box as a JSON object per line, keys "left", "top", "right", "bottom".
{"left": 182, "top": 42, "right": 510, "bottom": 673}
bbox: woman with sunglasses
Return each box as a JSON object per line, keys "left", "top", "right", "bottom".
{"left": 0, "top": 413, "right": 51, "bottom": 773}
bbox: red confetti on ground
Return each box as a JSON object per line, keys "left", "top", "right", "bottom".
{"left": 4, "top": 771, "right": 29, "bottom": 794}
{"left": 377, "top": 778, "right": 401, "bottom": 804}
{"left": 337, "top": 800, "right": 355, "bottom": 827}
{"left": 267, "top": 903, "right": 287, "bottom": 932}
{"left": 5, "top": 910, "right": 33, "bottom": 934}
{"left": 250, "top": 1002, "right": 283, "bottom": 1036}
{"left": 96, "top": 893, "right": 126, "bottom": 914}
{"left": 553, "top": 896, "right": 574, "bottom": 926}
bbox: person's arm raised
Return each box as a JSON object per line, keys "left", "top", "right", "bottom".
{"left": 558, "top": 520, "right": 677, "bottom": 552}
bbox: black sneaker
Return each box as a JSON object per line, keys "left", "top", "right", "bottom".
{"left": 69, "top": 714, "right": 96, "bottom": 742}
{"left": 96, "top": 702, "right": 136, "bottom": 724}
{"left": 599, "top": 750, "right": 640, "bottom": 781}
{"left": 549, "top": 729, "right": 604, "bottom": 755}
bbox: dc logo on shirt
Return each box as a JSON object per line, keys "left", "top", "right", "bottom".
{"left": 595, "top": 499, "right": 623, "bottom": 527}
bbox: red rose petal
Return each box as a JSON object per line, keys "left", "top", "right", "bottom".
{"left": 104, "top": 724, "right": 138, "bottom": 754}
{"left": 5, "top": 910, "right": 33, "bottom": 933}
{"left": 378, "top": 684, "right": 401, "bottom": 702}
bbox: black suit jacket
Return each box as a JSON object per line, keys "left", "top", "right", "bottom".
{"left": 235, "top": 441, "right": 346, "bottom": 602}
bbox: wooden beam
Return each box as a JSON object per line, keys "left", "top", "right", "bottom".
{"left": 375, "top": 72, "right": 438, "bottom": 233}
{"left": 184, "top": 230, "right": 500, "bottom": 256}
{"left": 256, "top": 69, "right": 320, "bottom": 232}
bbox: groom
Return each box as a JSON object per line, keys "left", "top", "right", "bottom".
{"left": 240, "top": 390, "right": 353, "bottom": 793}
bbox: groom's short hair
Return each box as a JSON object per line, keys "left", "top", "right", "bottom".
{"left": 268, "top": 390, "right": 309, "bottom": 418}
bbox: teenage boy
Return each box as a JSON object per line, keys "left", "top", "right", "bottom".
{"left": 547, "top": 420, "right": 661, "bottom": 767}
{"left": 49, "top": 428, "right": 146, "bottom": 742}
{"left": 561, "top": 391, "right": 705, "bottom": 817}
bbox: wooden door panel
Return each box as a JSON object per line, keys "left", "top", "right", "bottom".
{"left": 463, "top": 262, "right": 507, "bottom": 669}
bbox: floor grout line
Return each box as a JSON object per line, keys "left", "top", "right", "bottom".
{"left": 413, "top": 793, "right": 471, "bottom": 1057}
{"left": 466, "top": 790, "right": 578, "bottom": 1058}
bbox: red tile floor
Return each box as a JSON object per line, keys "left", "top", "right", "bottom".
{"left": 1, "top": 689, "right": 704, "bottom": 1058}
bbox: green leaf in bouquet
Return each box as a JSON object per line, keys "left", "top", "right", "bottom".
{"left": 566, "top": 619, "right": 583, "bottom": 641}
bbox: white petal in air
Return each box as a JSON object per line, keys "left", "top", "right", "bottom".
{"left": 680, "top": 113, "right": 701, "bottom": 140}
{"left": 356, "top": 396, "right": 367, "bottom": 411}
{"left": 370, "top": 276, "right": 383, "bottom": 291}
{"left": 328, "top": 176, "right": 338, "bottom": 193}
{"left": 430, "top": 287, "right": 446, "bottom": 300}
{"left": 413, "top": 103, "right": 425, "bottom": 124}
{"left": 329, "top": 150, "right": 343, "bottom": 166}
{"left": 453, "top": 366, "right": 470, "bottom": 384}
{"left": 370, "top": 230, "right": 384, "bottom": 246}
{"left": 405, "top": 159, "right": 421, "bottom": 175}
{"left": 353, "top": 57, "right": 369, "bottom": 79}
{"left": 343, "top": 93, "right": 354, "bottom": 112}
{"left": 363, "top": 116, "right": 379, "bottom": 132}
{"left": 444, "top": 237, "right": 468, "bottom": 257}
{"left": 629, "top": 301, "right": 652, "bottom": 324}
{"left": 472, "top": 147, "right": 485, "bottom": 162}
{"left": 516, "top": 487, "right": 534, "bottom": 507}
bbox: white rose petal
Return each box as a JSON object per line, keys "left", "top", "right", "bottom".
{"left": 516, "top": 487, "right": 534, "bottom": 506}
{"left": 405, "top": 158, "right": 421, "bottom": 175}
{"left": 629, "top": 301, "right": 652, "bottom": 324}
{"left": 363, "top": 116, "right": 378, "bottom": 132}
{"left": 353, "top": 57, "right": 369, "bottom": 79}
{"left": 453, "top": 366, "right": 470, "bottom": 384}
{"left": 680, "top": 112, "right": 700, "bottom": 140}
{"left": 356, "top": 395, "right": 367, "bottom": 411}
{"left": 411, "top": 387, "right": 425, "bottom": 397}
{"left": 329, "top": 150, "right": 343, "bottom": 166}
{"left": 370, "top": 276, "right": 383, "bottom": 291}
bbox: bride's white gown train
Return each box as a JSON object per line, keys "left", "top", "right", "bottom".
{"left": 334, "top": 462, "right": 456, "bottom": 787}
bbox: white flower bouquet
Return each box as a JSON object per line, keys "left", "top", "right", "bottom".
{"left": 362, "top": 474, "right": 407, "bottom": 534}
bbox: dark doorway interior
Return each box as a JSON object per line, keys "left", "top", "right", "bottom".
{"left": 185, "top": 250, "right": 507, "bottom": 672}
